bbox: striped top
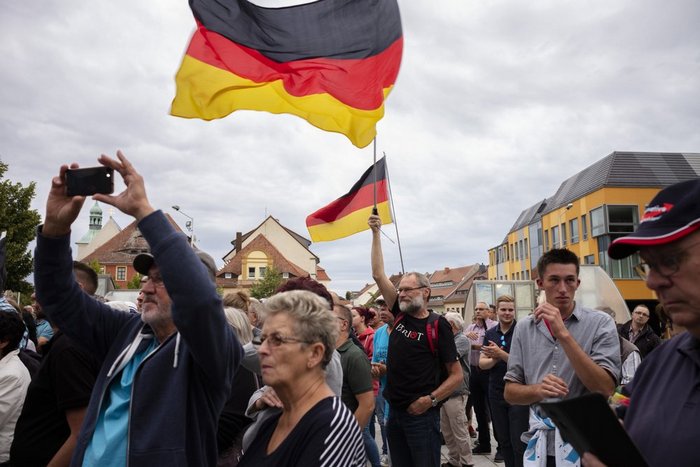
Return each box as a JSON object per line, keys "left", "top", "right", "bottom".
{"left": 238, "top": 396, "right": 365, "bottom": 466}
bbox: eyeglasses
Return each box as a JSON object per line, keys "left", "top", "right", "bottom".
{"left": 396, "top": 286, "right": 427, "bottom": 294}
{"left": 252, "top": 332, "right": 310, "bottom": 348}
{"left": 636, "top": 239, "right": 700, "bottom": 280}
{"left": 632, "top": 310, "right": 650, "bottom": 318}
{"left": 144, "top": 275, "right": 166, "bottom": 288}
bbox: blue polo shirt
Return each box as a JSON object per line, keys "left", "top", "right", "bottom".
{"left": 624, "top": 332, "right": 700, "bottom": 467}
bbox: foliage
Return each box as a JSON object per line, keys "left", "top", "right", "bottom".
{"left": 250, "top": 265, "right": 283, "bottom": 300}
{"left": 88, "top": 259, "right": 102, "bottom": 276}
{"left": 0, "top": 161, "right": 41, "bottom": 294}
{"left": 127, "top": 273, "right": 142, "bottom": 290}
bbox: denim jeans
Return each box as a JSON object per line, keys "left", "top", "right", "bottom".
{"left": 375, "top": 392, "right": 389, "bottom": 455}
{"left": 386, "top": 407, "right": 441, "bottom": 467}
{"left": 363, "top": 422, "right": 381, "bottom": 467}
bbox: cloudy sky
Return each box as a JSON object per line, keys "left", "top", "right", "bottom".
{"left": 3, "top": 0, "right": 699, "bottom": 295}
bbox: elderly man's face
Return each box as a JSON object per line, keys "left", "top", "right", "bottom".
{"left": 139, "top": 265, "right": 173, "bottom": 328}
{"left": 641, "top": 232, "right": 700, "bottom": 335}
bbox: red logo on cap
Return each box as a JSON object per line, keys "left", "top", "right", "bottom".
{"left": 641, "top": 203, "right": 673, "bottom": 223}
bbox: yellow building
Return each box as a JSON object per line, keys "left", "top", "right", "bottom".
{"left": 488, "top": 151, "right": 700, "bottom": 304}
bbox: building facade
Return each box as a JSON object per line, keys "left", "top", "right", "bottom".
{"left": 217, "top": 216, "right": 331, "bottom": 295}
{"left": 488, "top": 151, "right": 700, "bottom": 303}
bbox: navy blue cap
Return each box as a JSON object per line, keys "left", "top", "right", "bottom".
{"left": 608, "top": 179, "right": 700, "bottom": 259}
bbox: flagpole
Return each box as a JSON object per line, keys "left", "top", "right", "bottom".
{"left": 372, "top": 138, "right": 378, "bottom": 211}
{"left": 384, "top": 152, "right": 405, "bottom": 274}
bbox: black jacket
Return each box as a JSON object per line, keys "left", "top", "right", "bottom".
{"left": 619, "top": 320, "right": 661, "bottom": 359}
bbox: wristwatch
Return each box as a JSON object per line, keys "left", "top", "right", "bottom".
{"left": 429, "top": 393, "right": 438, "bottom": 407}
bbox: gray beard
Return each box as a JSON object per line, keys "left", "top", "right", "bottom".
{"left": 399, "top": 299, "right": 422, "bottom": 315}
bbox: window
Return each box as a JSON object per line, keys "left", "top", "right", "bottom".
{"left": 259, "top": 267, "right": 267, "bottom": 277}
{"left": 514, "top": 243, "right": 519, "bottom": 260}
{"left": 561, "top": 223, "right": 567, "bottom": 247}
{"left": 116, "top": 267, "right": 126, "bottom": 281}
{"left": 584, "top": 254, "right": 595, "bottom": 265}
{"left": 248, "top": 267, "right": 256, "bottom": 279}
{"left": 544, "top": 229, "right": 549, "bottom": 251}
{"left": 524, "top": 238, "right": 529, "bottom": 258}
{"left": 590, "top": 207, "right": 605, "bottom": 237}
{"left": 581, "top": 214, "right": 588, "bottom": 240}
{"left": 608, "top": 205, "right": 638, "bottom": 234}
{"left": 552, "top": 225, "right": 560, "bottom": 249}
{"left": 224, "top": 272, "right": 232, "bottom": 279}
{"left": 569, "top": 218, "right": 580, "bottom": 244}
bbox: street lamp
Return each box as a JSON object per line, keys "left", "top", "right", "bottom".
{"left": 172, "top": 205, "right": 195, "bottom": 246}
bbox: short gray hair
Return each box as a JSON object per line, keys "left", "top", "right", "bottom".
{"left": 223, "top": 307, "right": 253, "bottom": 345}
{"left": 444, "top": 312, "right": 464, "bottom": 330}
{"left": 264, "top": 290, "right": 337, "bottom": 368}
{"left": 405, "top": 271, "right": 431, "bottom": 288}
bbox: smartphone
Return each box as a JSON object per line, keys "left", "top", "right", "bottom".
{"left": 65, "top": 167, "right": 114, "bottom": 197}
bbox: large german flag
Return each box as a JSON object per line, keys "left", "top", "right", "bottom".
{"left": 171, "top": 0, "right": 403, "bottom": 148}
{"left": 306, "top": 157, "right": 392, "bottom": 242}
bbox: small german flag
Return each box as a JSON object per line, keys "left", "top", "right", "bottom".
{"left": 171, "top": 0, "right": 403, "bottom": 148}
{"left": 306, "top": 157, "right": 392, "bottom": 242}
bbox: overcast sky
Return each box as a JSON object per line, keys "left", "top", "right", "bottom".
{"left": 3, "top": 0, "right": 699, "bottom": 295}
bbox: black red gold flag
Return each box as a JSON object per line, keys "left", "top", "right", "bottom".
{"left": 306, "top": 157, "right": 392, "bottom": 241}
{"left": 171, "top": 0, "right": 403, "bottom": 148}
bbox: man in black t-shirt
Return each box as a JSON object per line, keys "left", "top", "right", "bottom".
{"left": 10, "top": 262, "right": 101, "bottom": 467}
{"left": 369, "top": 215, "right": 462, "bottom": 467}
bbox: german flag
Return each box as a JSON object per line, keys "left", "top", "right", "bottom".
{"left": 306, "top": 157, "right": 392, "bottom": 242}
{"left": 171, "top": 0, "right": 403, "bottom": 148}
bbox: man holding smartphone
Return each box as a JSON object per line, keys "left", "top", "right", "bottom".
{"left": 33, "top": 151, "right": 242, "bottom": 467}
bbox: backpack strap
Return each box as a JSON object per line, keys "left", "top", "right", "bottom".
{"left": 425, "top": 312, "right": 440, "bottom": 357}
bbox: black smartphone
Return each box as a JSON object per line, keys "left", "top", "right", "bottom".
{"left": 65, "top": 166, "right": 114, "bottom": 197}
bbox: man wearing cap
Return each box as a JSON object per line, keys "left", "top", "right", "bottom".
{"left": 34, "top": 151, "right": 242, "bottom": 467}
{"left": 583, "top": 179, "right": 700, "bottom": 467}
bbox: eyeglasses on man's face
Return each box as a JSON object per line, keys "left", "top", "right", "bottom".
{"left": 632, "top": 310, "right": 650, "bottom": 318}
{"left": 636, "top": 239, "right": 700, "bottom": 280}
{"left": 396, "top": 285, "right": 427, "bottom": 294}
{"left": 252, "top": 332, "right": 310, "bottom": 348}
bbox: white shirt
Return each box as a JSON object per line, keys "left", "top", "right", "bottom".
{"left": 0, "top": 349, "right": 31, "bottom": 462}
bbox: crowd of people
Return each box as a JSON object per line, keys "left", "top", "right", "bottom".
{"left": 0, "top": 154, "right": 698, "bottom": 467}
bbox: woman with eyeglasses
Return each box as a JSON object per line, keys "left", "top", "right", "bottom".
{"left": 237, "top": 290, "right": 365, "bottom": 467}
{"left": 479, "top": 295, "right": 530, "bottom": 467}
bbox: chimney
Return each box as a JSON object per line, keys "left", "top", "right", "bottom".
{"left": 444, "top": 267, "right": 450, "bottom": 273}
{"left": 235, "top": 232, "right": 242, "bottom": 252}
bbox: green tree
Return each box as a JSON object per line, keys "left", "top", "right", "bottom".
{"left": 250, "top": 266, "right": 283, "bottom": 300}
{"left": 88, "top": 259, "right": 102, "bottom": 276}
{"left": 0, "top": 161, "right": 41, "bottom": 294}
{"left": 126, "top": 273, "right": 142, "bottom": 290}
